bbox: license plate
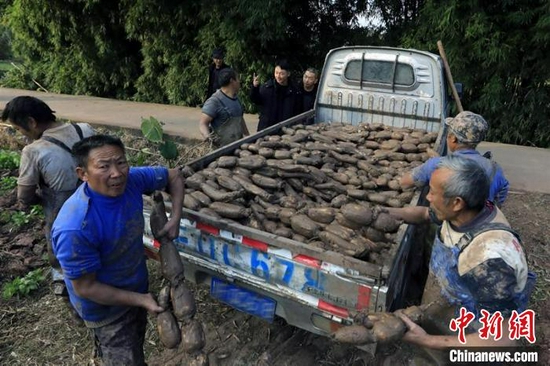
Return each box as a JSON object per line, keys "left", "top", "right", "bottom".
{"left": 210, "top": 277, "right": 276, "bottom": 322}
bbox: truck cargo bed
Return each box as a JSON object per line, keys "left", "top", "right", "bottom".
{"left": 143, "top": 46, "right": 451, "bottom": 337}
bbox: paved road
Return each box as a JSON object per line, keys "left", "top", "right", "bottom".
{"left": 2, "top": 87, "right": 549, "bottom": 194}
{"left": 0, "top": 87, "right": 259, "bottom": 140}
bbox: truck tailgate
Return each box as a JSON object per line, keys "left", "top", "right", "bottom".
{"left": 143, "top": 206, "right": 387, "bottom": 331}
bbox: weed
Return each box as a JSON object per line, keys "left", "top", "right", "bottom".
{"left": 0, "top": 176, "right": 17, "bottom": 192}
{"left": 127, "top": 149, "right": 151, "bottom": 167}
{"left": 0, "top": 149, "right": 20, "bottom": 169}
{"left": 0, "top": 210, "right": 10, "bottom": 224}
{"left": 2, "top": 269, "right": 45, "bottom": 300}
{"left": 10, "top": 211, "right": 31, "bottom": 229}
{"left": 2, "top": 206, "right": 43, "bottom": 230}
{"left": 30, "top": 204, "right": 44, "bottom": 219}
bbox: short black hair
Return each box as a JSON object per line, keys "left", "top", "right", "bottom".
{"left": 1, "top": 96, "right": 56, "bottom": 131}
{"left": 218, "top": 68, "right": 238, "bottom": 87}
{"left": 212, "top": 47, "right": 225, "bottom": 59}
{"left": 72, "top": 135, "right": 125, "bottom": 168}
{"left": 276, "top": 59, "right": 291, "bottom": 71}
{"left": 305, "top": 67, "right": 319, "bottom": 77}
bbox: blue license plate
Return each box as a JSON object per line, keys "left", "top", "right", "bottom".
{"left": 210, "top": 277, "right": 276, "bottom": 322}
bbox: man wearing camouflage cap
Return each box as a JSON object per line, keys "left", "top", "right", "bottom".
{"left": 400, "top": 111, "right": 509, "bottom": 206}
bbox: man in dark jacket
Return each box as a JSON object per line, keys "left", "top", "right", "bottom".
{"left": 206, "top": 47, "right": 230, "bottom": 102}
{"left": 299, "top": 67, "right": 319, "bottom": 124}
{"left": 250, "top": 60, "right": 302, "bottom": 131}
{"left": 300, "top": 67, "right": 319, "bottom": 112}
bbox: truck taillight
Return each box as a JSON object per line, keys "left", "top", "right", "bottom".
{"left": 356, "top": 285, "right": 371, "bottom": 310}
{"left": 318, "top": 299, "right": 349, "bottom": 318}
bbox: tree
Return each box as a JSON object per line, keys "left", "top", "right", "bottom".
{"left": 2, "top": 0, "right": 376, "bottom": 110}
{"left": 402, "top": 0, "right": 550, "bottom": 147}
{"left": 4, "top": 0, "right": 141, "bottom": 98}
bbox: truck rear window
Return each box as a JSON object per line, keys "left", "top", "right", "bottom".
{"left": 344, "top": 59, "right": 414, "bottom": 87}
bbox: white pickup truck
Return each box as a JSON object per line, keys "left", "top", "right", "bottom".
{"left": 143, "top": 46, "right": 454, "bottom": 337}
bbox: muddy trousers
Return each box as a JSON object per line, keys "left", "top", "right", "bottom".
{"left": 93, "top": 307, "right": 148, "bottom": 366}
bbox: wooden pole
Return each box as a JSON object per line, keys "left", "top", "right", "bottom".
{"left": 437, "top": 40, "right": 464, "bottom": 113}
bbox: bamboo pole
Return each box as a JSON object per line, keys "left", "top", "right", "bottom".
{"left": 437, "top": 40, "right": 464, "bottom": 113}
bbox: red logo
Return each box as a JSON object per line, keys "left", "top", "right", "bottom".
{"left": 450, "top": 308, "right": 536, "bottom": 344}
{"left": 509, "top": 309, "right": 536, "bottom": 344}
{"left": 478, "top": 310, "right": 503, "bottom": 341}
{"left": 449, "top": 307, "right": 476, "bottom": 344}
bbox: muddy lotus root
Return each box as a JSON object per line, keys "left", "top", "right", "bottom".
{"left": 181, "top": 319, "right": 206, "bottom": 354}
{"left": 332, "top": 304, "right": 427, "bottom": 345}
{"left": 157, "top": 310, "right": 181, "bottom": 349}
{"left": 171, "top": 281, "right": 196, "bottom": 321}
{"left": 180, "top": 122, "right": 438, "bottom": 263}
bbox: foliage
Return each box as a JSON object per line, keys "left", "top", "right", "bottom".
{"left": 0, "top": 176, "right": 17, "bottom": 193}
{"left": 364, "top": 0, "right": 426, "bottom": 44}
{"left": 140, "top": 116, "right": 178, "bottom": 165}
{"left": 2, "top": 269, "right": 45, "bottom": 300}
{"left": 3, "top": 0, "right": 141, "bottom": 97}
{"left": 0, "top": 205, "right": 43, "bottom": 229}
{"left": 0, "top": 149, "right": 20, "bottom": 169}
{"left": 3, "top": 0, "right": 373, "bottom": 108}
{"left": 0, "top": 0, "right": 13, "bottom": 60}
{"left": 3, "top": 0, "right": 550, "bottom": 146}
{"left": 29, "top": 204, "right": 44, "bottom": 219}
{"left": 6, "top": 211, "right": 30, "bottom": 229}
{"left": 401, "top": 0, "right": 550, "bottom": 147}
{"left": 141, "top": 116, "right": 163, "bottom": 143}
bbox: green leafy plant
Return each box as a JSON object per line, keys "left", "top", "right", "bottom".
{"left": 10, "top": 211, "right": 31, "bottom": 229}
{"left": 140, "top": 116, "right": 179, "bottom": 166}
{"left": 0, "top": 176, "right": 17, "bottom": 193}
{"left": 0, "top": 210, "right": 10, "bottom": 224}
{"left": 0, "top": 150, "right": 20, "bottom": 169}
{"left": 3, "top": 206, "right": 43, "bottom": 230}
{"left": 2, "top": 269, "right": 45, "bottom": 300}
{"left": 29, "top": 204, "right": 44, "bottom": 219}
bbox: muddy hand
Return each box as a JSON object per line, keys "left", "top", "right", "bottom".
{"left": 396, "top": 312, "right": 428, "bottom": 342}
{"left": 142, "top": 292, "right": 164, "bottom": 314}
{"left": 157, "top": 219, "right": 180, "bottom": 240}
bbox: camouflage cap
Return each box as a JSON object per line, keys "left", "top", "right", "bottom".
{"left": 445, "top": 111, "right": 488, "bottom": 143}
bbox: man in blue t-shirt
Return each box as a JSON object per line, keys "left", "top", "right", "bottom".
{"left": 400, "top": 111, "right": 509, "bottom": 206}
{"left": 51, "top": 135, "right": 184, "bottom": 366}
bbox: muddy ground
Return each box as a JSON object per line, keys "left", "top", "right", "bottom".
{"left": 0, "top": 125, "right": 548, "bottom": 365}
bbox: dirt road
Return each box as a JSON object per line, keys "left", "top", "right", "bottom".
{"left": 0, "top": 87, "right": 259, "bottom": 141}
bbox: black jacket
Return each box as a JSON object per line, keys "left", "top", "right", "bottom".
{"left": 300, "top": 83, "right": 318, "bottom": 112}
{"left": 206, "top": 63, "right": 230, "bottom": 101}
{"left": 250, "top": 79, "right": 302, "bottom": 131}
{"left": 299, "top": 82, "right": 318, "bottom": 125}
